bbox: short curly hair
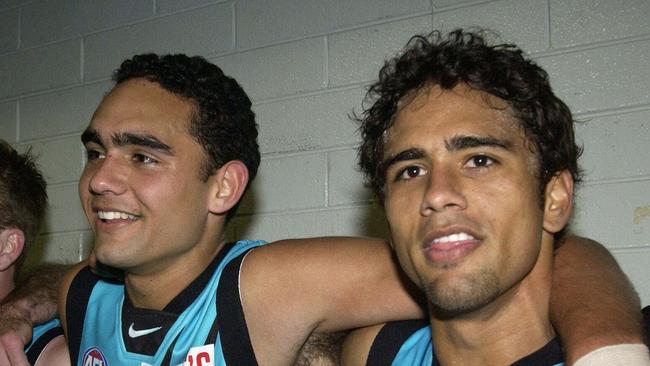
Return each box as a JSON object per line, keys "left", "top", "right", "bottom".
{"left": 358, "top": 29, "right": 582, "bottom": 202}
{"left": 0, "top": 140, "right": 47, "bottom": 274}
{"left": 114, "top": 53, "right": 260, "bottom": 218}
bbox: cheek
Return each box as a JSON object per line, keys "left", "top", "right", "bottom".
{"left": 385, "top": 202, "right": 410, "bottom": 242}
{"left": 136, "top": 174, "right": 178, "bottom": 202}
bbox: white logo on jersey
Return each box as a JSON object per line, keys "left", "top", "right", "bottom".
{"left": 128, "top": 323, "right": 163, "bottom": 338}
{"left": 182, "top": 344, "right": 215, "bottom": 366}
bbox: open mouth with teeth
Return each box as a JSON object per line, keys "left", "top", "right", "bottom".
{"left": 97, "top": 211, "right": 138, "bottom": 221}
{"left": 424, "top": 232, "right": 481, "bottom": 263}
{"left": 432, "top": 232, "right": 476, "bottom": 244}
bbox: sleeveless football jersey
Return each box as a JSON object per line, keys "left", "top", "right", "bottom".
{"left": 24, "top": 318, "right": 64, "bottom": 364}
{"left": 66, "top": 240, "right": 265, "bottom": 366}
{"left": 367, "top": 320, "right": 564, "bottom": 366}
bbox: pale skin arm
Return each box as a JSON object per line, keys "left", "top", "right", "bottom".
{"left": 0, "top": 264, "right": 68, "bottom": 366}
{"left": 552, "top": 235, "right": 644, "bottom": 364}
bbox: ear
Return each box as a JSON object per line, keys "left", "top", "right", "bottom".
{"left": 0, "top": 228, "right": 25, "bottom": 271}
{"left": 542, "top": 170, "right": 574, "bottom": 234}
{"left": 207, "top": 160, "right": 250, "bottom": 215}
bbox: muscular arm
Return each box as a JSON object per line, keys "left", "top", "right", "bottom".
{"left": 0, "top": 264, "right": 68, "bottom": 366}
{"left": 552, "top": 235, "right": 644, "bottom": 364}
{"left": 241, "top": 237, "right": 424, "bottom": 365}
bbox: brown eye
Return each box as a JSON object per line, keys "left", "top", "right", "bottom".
{"left": 397, "top": 165, "right": 426, "bottom": 181}
{"left": 85, "top": 149, "right": 105, "bottom": 161}
{"left": 132, "top": 153, "right": 158, "bottom": 165}
{"left": 466, "top": 155, "right": 494, "bottom": 168}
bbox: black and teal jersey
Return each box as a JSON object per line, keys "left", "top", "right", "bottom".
{"left": 366, "top": 320, "right": 564, "bottom": 366}
{"left": 24, "top": 318, "right": 64, "bottom": 364}
{"left": 66, "top": 239, "right": 265, "bottom": 366}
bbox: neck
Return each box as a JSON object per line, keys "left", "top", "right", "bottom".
{"left": 125, "top": 221, "right": 228, "bottom": 310}
{"left": 430, "top": 235, "right": 555, "bottom": 365}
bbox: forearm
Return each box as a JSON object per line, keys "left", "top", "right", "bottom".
{"left": 551, "top": 235, "right": 644, "bottom": 364}
{"left": 3, "top": 264, "right": 68, "bottom": 327}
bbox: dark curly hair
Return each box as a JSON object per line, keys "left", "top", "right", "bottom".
{"left": 0, "top": 140, "right": 47, "bottom": 274}
{"left": 358, "top": 29, "right": 582, "bottom": 202}
{"left": 114, "top": 53, "right": 260, "bottom": 218}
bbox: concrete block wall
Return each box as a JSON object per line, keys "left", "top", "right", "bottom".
{"left": 0, "top": 0, "right": 648, "bottom": 305}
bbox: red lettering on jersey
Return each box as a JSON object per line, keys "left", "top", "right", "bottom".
{"left": 184, "top": 345, "right": 215, "bottom": 366}
{"left": 196, "top": 352, "right": 211, "bottom": 365}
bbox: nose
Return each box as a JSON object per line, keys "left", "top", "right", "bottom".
{"left": 83, "top": 155, "right": 128, "bottom": 196}
{"left": 420, "top": 166, "right": 467, "bottom": 215}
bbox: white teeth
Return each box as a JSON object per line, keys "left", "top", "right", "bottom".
{"left": 433, "top": 232, "right": 475, "bottom": 244}
{"left": 98, "top": 211, "right": 137, "bottom": 220}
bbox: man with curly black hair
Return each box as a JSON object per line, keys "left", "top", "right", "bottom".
{"left": 0, "top": 51, "right": 646, "bottom": 366}
{"left": 342, "top": 30, "right": 650, "bottom": 365}
{"left": 0, "top": 141, "right": 69, "bottom": 365}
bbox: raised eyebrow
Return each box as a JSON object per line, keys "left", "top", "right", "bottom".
{"left": 383, "top": 148, "right": 425, "bottom": 171}
{"left": 112, "top": 132, "right": 172, "bottom": 154}
{"left": 445, "top": 135, "right": 511, "bottom": 151}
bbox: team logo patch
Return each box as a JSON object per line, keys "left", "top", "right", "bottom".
{"left": 82, "top": 346, "right": 109, "bottom": 366}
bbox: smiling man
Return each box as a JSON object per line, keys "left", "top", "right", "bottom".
{"left": 342, "top": 30, "right": 650, "bottom": 365}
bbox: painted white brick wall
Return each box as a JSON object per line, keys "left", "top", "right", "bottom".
{"left": 0, "top": 39, "right": 81, "bottom": 98}
{"left": 432, "top": 0, "right": 550, "bottom": 52}
{"left": 19, "top": 81, "right": 111, "bottom": 140}
{"left": 20, "top": 0, "right": 154, "bottom": 48}
{"left": 0, "top": 101, "right": 16, "bottom": 141}
{"left": 0, "top": 8, "right": 19, "bottom": 53}
{"left": 214, "top": 37, "right": 327, "bottom": 101}
{"left": 84, "top": 4, "right": 234, "bottom": 81}
{"left": 329, "top": 15, "right": 432, "bottom": 87}
{"left": 1, "top": 0, "right": 648, "bottom": 306}
{"left": 254, "top": 87, "right": 364, "bottom": 153}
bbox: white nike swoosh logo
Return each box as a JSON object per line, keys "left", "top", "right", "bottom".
{"left": 128, "top": 323, "right": 163, "bottom": 338}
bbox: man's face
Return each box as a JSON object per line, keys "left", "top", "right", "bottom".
{"left": 79, "top": 78, "right": 215, "bottom": 276}
{"left": 383, "top": 84, "right": 547, "bottom": 316}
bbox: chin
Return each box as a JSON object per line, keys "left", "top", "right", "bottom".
{"left": 421, "top": 270, "right": 500, "bottom": 319}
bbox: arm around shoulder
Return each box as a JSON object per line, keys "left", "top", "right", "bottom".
{"left": 240, "top": 237, "right": 423, "bottom": 364}
{"left": 0, "top": 264, "right": 70, "bottom": 366}
{"left": 550, "top": 235, "right": 646, "bottom": 364}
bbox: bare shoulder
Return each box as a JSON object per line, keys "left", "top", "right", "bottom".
{"left": 240, "top": 236, "right": 390, "bottom": 302}
{"left": 238, "top": 237, "right": 396, "bottom": 364}
{"left": 247, "top": 237, "right": 387, "bottom": 262}
{"left": 341, "top": 324, "right": 385, "bottom": 366}
{"left": 33, "top": 334, "right": 70, "bottom": 366}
